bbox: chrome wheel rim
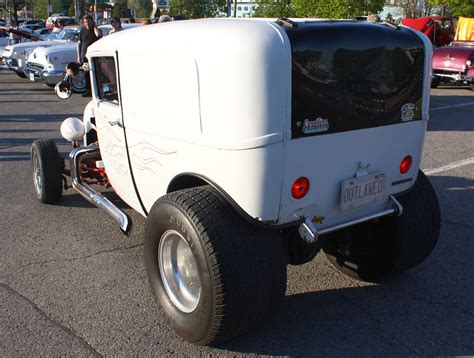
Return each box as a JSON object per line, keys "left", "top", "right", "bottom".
{"left": 33, "top": 151, "right": 42, "bottom": 195}
{"left": 158, "top": 230, "right": 201, "bottom": 313}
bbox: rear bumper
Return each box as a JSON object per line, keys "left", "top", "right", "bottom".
{"left": 298, "top": 195, "right": 403, "bottom": 243}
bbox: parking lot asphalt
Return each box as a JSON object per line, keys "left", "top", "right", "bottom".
{"left": 0, "top": 71, "right": 473, "bottom": 356}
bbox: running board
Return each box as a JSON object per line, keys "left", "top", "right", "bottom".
{"left": 69, "top": 145, "right": 131, "bottom": 234}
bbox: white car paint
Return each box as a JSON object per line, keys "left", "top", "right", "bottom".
{"left": 83, "top": 19, "right": 432, "bottom": 227}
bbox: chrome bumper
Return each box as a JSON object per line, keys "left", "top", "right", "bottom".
{"left": 433, "top": 73, "right": 473, "bottom": 82}
{"left": 24, "top": 66, "right": 64, "bottom": 85}
{"left": 298, "top": 195, "right": 403, "bottom": 243}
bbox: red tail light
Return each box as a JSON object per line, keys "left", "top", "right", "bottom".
{"left": 400, "top": 155, "right": 412, "bottom": 174}
{"left": 292, "top": 177, "right": 310, "bottom": 199}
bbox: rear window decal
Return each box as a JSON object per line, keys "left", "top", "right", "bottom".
{"left": 401, "top": 103, "right": 415, "bottom": 122}
{"left": 301, "top": 117, "right": 330, "bottom": 134}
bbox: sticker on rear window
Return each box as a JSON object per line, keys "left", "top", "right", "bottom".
{"left": 401, "top": 103, "right": 415, "bottom": 122}
{"left": 301, "top": 117, "right": 329, "bottom": 134}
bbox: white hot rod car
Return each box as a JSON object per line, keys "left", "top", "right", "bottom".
{"left": 31, "top": 18, "right": 440, "bottom": 345}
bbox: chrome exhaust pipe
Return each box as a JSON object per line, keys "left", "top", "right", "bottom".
{"left": 69, "top": 145, "right": 131, "bottom": 234}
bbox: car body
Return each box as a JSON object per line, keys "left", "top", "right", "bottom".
{"left": 18, "top": 19, "right": 45, "bottom": 29}
{"left": 431, "top": 40, "right": 474, "bottom": 89}
{"left": 32, "top": 19, "right": 440, "bottom": 345}
{"left": 401, "top": 16, "right": 454, "bottom": 47}
{"left": 431, "top": 17, "right": 474, "bottom": 89}
{"left": 0, "top": 26, "right": 79, "bottom": 76}
{"left": 455, "top": 16, "right": 474, "bottom": 41}
{"left": 24, "top": 42, "right": 78, "bottom": 85}
{"left": 45, "top": 16, "right": 77, "bottom": 29}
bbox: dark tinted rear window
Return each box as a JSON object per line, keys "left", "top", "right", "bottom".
{"left": 285, "top": 22, "right": 425, "bottom": 138}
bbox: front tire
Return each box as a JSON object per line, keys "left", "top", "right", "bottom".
{"left": 324, "top": 171, "right": 441, "bottom": 282}
{"left": 15, "top": 70, "right": 27, "bottom": 79}
{"left": 144, "top": 186, "right": 287, "bottom": 345}
{"left": 31, "top": 139, "right": 63, "bottom": 204}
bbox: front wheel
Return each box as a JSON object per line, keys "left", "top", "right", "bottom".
{"left": 144, "top": 186, "right": 287, "bottom": 345}
{"left": 31, "top": 139, "right": 63, "bottom": 204}
{"left": 324, "top": 170, "right": 441, "bottom": 282}
{"left": 15, "top": 70, "right": 27, "bottom": 79}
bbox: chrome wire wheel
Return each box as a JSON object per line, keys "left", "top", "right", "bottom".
{"left": 32, "top": 151, "right": 42, "bottom": 195}
{"left": 158, "top": 230, "right": 201, "bottom": 313}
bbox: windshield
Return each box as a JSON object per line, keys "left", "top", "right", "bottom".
{"left": 57, "top": 28, "right": 79, "bottom": 41}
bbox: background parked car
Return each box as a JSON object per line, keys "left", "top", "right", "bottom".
{"left": 0, "top": 26, "right": 79, "bottom": 78}
{"left": 401, "top": 16, "right": 454, "bottom": 47}
{"left": 45, "top": 16, "right": 77, "bottom": 29}
{"left": 431, "top": 17, "right": 474, "bottom": 90}
{"left": 25, "top": 23, "right": 141, "bottom": 87}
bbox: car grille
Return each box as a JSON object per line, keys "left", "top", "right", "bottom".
{"left": 25, "top": 63, "right": 44, "bottom": 74}
{"left": 434, "top": 69, "right": 464, "bottom": 75}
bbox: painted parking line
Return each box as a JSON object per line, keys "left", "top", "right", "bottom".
{"left": 424, "top": 157, "right": 474, "bottom": 175}
{"left": 430, "top": 102, "right": 474, "bottom": 112}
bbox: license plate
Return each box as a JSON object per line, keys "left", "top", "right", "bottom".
{"left": 340, "top": 172, "right": 385, "bottom": 211}
{"left": 29, "top": 72, "right": 35, "bottom": 81}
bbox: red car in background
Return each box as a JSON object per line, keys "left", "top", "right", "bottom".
{"left": 402, "top": 16, "right": 454, "bottom": 47}
{"left": 431, "top": 17, "right": 474, "bottom": 90}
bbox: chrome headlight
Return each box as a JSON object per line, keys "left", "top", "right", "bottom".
{"left": 467, "top": 60, "right": 472, "bottom": 68}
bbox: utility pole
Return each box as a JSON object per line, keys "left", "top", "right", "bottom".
{"left": 233, "top": 0, "right": 237, "bottom": 17}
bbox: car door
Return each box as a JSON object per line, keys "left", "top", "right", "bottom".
{"left": 91, "top": 55, "right": 144, "bottom": 214}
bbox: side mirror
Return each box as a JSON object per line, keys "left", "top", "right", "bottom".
{"left": 55, "top": 80, "right": 72, "bottom": 100}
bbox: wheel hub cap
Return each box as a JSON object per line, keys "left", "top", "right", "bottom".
{"left": 158, "top": 230, "right": 201, "bottom": 313}
{"left": 33, "top": 152, "right": 42, "bottom": 195}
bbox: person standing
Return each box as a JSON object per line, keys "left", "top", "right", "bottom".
{"left": 77, "top": 15, "right": 102, "bottom": 97}
{"left": 109, "top": 17, "right": 123, "bottom": 34}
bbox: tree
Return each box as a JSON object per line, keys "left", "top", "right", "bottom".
{"left": 129, "top": 0, "right": 153, "bottom": 18}
{"left": 252, "top": 0, "right": 296, "bottom": 18}
{"left": 31, "top": 0, "right": 80, "bottom": 19}
{"left": 430, "top": 0, "right": 474, "bottom": 17}
{"left": 112, "top": 0, "right": 129, "bottom": 17}
{"left": 169, "top": 0, "right": 226, "bottom": 19}
{"left": 293, "top": 0, "right": 384, "bottom": 19}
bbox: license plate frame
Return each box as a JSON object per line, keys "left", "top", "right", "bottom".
{"left": 340, "top": 172, "right": 385, "bottom": 212}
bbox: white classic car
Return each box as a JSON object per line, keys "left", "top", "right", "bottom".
{"left": 31, "top": 18, "right": 440, "bottom": 345}
{"left": 24, "top": 23, "right": 141, "bottom": 86}
{"left": 0, "top": 26, "right": 79, "bottom": 77}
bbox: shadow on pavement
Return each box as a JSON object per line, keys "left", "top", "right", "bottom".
{"left": 216, "top": 174, "right": 472, "bottom": 356}
{"left": 0, "top": 114, "right": 83, "bottom": 123}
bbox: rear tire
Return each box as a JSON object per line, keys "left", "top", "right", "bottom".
{"left": 144, "top": 186, "right": 287, "bottom": 345}
{"left": 31, "top": 139, "right": 63, "bottom": 204}
{"left": 324, "top": 170, "right": 440, "bottom": 282}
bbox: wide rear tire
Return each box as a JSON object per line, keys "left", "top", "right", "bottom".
{"left": 31, "top": 139, "right": 63, "bottom": 204}
{"left": 324, "top": 170, "right": 441, "bottom": 282}
{"left": 144, "top": 186, "right": 287, "bottom": 345}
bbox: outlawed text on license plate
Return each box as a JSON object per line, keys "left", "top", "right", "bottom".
{"left": 340, "top": 172, "right": 385, "bottom": 211}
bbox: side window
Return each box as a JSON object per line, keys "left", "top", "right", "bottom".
{"left": 93, "top": 56, "right": 118, "bottom": 102}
